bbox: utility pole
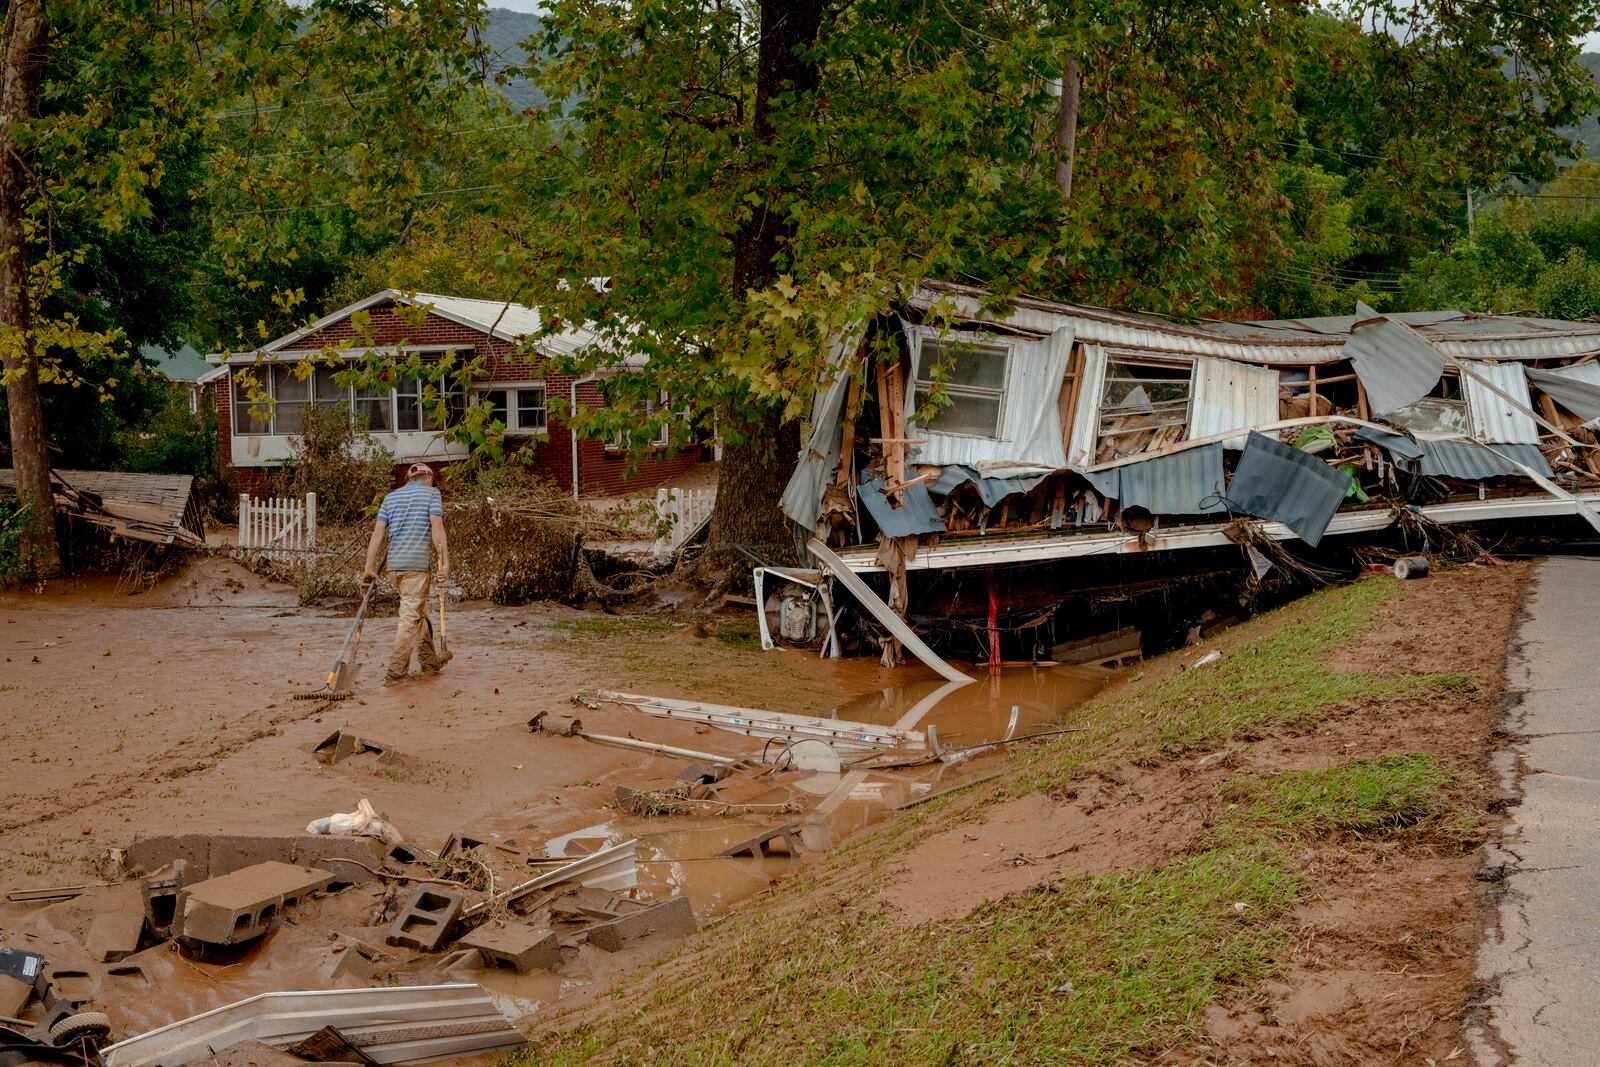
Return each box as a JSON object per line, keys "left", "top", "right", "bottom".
{"left": 1467, "top": 188, "right": 1475, "bottom": 241}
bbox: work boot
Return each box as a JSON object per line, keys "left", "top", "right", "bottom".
{"left": 384, "top": 671, "right": 408, "bottom": 684}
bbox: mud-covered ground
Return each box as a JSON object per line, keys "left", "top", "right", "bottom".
{"left": 0, "top": 557, "right": 1528, "bottom": 1065}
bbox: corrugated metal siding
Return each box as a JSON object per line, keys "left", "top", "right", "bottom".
{"left": 1461, "top": 361, "right": 1538, "bottom": 444}
{"left": 778, "top": 331, "right": 863, "bottom": 528}
{"left": 1527, "top": 364, "right": 1600, "bottom": 424}
{"left": 908, "top": 326, "right": 1074, "bottom": 469}
{"left": 1417, "top": 439, "right": 1552, "bottom": 480}
{"left": 1344, "top": 318, "right": 1446, "bottom": 415}
{"left": 857, "top": 476, "right": 945, "bottom": 536}
{"left": 1224, "top": 432, "right": 1351, "bottom": 547}
{"left": 1188, "top": 358, "right": 1279, "bottom": 444}
{"left": 1082, "top": 443, "right": 1227, "bottom": 515}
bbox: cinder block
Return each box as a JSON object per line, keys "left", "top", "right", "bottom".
{"left": 142, "top": 862, "right": 186, "bottom": 935}
{"left": 383, "top": 886, "right": 464, "bottom": 952}
{"left": 208, "top": 834, "right": 301, "bottom": 878}
{"left": 175, "top": 862, "right": 334, "bottom": 946}
{"left": 86, "top": 910, "right": 146, "bottom": 963}
{"left": 458, "top": 922, "right": 560, "bottom": 974}
{"left": 675, "top": 761, "right": 732, "bottom": 785}
{"left": 586, "top": 896, "right": 695, "bottom": 953}
{"left": 292, "top": 835, "right": 389, "bottom": 886}
{"left": 127, "top": 834, "right": 211, "bottom": 883}
{"left": 717, "top": 825, "right": 803, "bottom": 859}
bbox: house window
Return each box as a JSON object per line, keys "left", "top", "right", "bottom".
{"left": 272, "top": 366, "right": 311, "bottom": 435}
{"left": 232, "top": 372, "right": 270, "bottom": 435}
{"left": 912, "top": 336, "right": 1008, "bottom": 439}
{"left": 605, "top": 389, "right": 675, "bottom": 450}
{"left": 1097, "top": 360, "right": 1192, "bottom": 441}
{"left": 355, "top": 382, "right": 392, "bottom": 433}
{"left": 516, "top": 386, "right": 548, "bottom": 433}
{"left": 476, "top": 384, "right": 548, "bottom": 435}
{"left": 1388, "top": 376, "right": 1470, "bottom": 435}
{"left": 394, "top": 374, "right": 463, "bottom": 432}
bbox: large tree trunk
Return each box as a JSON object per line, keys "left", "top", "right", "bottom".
{"left": 0, "top": 0, "right": 58, "bottom": 578}
{"left": 702, "top": 0, "right": 823, "bottom": 572}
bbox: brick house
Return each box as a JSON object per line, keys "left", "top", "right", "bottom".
{"left": 210, "top": 290, "right": 707, "bottom": 497}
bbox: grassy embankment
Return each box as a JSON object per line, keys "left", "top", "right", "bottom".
{"left": 516, "top": 578, "right": 1477, "bottom": 1065}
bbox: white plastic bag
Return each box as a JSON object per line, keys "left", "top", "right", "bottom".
{"left": 306, "top": 797, "right": 403, "bottom": 845}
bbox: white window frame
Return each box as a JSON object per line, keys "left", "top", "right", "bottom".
{"left": 606, "top": 390, "right": 676, "bottom": 451}
{"left": 476, "top": 382, "right": 549, "bottom": 435}
{"left": 909, "top": 329, "right": 1015, "bottom": 441}
{"left": 230, "top": 357, "right": 465, "bottom": 437}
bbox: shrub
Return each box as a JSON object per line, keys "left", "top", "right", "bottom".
{"left": 445, "top": 468, "right": 584, "bottom": 604}
{"left": 1535, "top": 247, "right": 1600, "bottom": 321}
{"left": 266, "top": 403, "right": 394, "bottom": 525}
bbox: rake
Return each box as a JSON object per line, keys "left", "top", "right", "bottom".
{"left": 295, "top": 581, "right": 376, "bottom": 701}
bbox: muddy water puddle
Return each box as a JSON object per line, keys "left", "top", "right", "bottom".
{"left": 832, "top": 664, "right": 1112, "bottom": 746}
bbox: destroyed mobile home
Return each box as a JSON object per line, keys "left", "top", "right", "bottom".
{"left": 776, "top": 282, "right": 1600, "bottom": 660}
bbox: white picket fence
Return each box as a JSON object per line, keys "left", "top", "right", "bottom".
{"left": 238, "top": 492, "right": 317, "bottom": 562}
{"left": 651, "top": 487, "right": 715, "bottom": 556}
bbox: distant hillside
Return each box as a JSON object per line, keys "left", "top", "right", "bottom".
{"left": 484, "top": 7, "right": 546, "bottom": 113}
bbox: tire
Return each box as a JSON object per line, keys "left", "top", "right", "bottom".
{"left": 48, "top": 1012, "right": 112, "bottom": 1048}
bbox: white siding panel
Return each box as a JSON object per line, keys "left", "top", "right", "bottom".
{"left": 1461, "top": 360, "right": 1539, "bottom": 444}
{"left": 1187, "top": 358, "right": 1280, "bottom": 447}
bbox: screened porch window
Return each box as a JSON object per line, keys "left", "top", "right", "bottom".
{"left": 912, "top": 336, "right": 1009, "bottom": 439}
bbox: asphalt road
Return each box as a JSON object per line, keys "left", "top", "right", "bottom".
{"left": 1471, "top": 557, "right": 1600, "bottom": 1065}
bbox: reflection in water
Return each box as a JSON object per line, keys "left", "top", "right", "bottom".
{"left": 834, "top": 664, "right": 1110, "bottom": 747}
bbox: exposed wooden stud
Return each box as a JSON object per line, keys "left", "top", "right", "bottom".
{"left": 835, "top": 374, "right": 861, "bottom": 488}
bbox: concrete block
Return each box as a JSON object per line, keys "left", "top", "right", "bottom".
{"left": 127, "top": 834, "right": 211, "bottom": 883}
{"left": 459, "top": 922, "right": 561, "bottom": 974}
{"left": 143, "top": 863, "right": 185, "bottom": 935}
{"left": 176, "top": 862, "right": 335, "bottom": 946}
{"left": 291, "top": 835, "right": 388, "bottom": 886}
{"left": 716, "top": 825, "right": 803, "bottom": 859}
{"left": 86, "top": 910, "right": 145, "bottom": 963}
{"left": 384, "top": 886, "right": 464, "bottom": 952}
{"left": 208, "top": 834, "right": 301, "bottom": 878}
{"left": 586, "top": 896, "right": 695, "bottom": 953}
{"left": 675, "top": 761, "right": 732, "bottom": 785}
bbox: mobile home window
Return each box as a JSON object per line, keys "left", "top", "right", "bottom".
{"left": 1097, "top": 360, "right": 1192, "bottom": 438}
{"left": 912, "top": 336, "right": 1008, "bottom": 439}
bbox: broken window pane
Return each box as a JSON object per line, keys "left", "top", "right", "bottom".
{"left": 1387, "top": 397, "right": 1470, "bottom": 435}
{"left": 1098, "top": 361, "right": 1192, "bottom": 435}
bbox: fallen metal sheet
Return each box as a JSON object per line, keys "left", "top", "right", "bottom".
{"left": 1344, "top": 316, "right": 1446, "bottom": 416}
{"left": 1352, "top": 426, "right": 1424, "bottom": 462}
{"left": 598, "top": 690, "right": 926, "bottom": 751}
{"left": 1479, "top": 442, "right": 1600, "bottom": 534}
{"left": 1224, "top": 431, "right": 1352, "bottom": 547}
{"left": 462, "top": 839, "right": 639, "bottom": 919}
{"left": 1082, "top": 442, "right": 1227, "bottom": 516}
{"left": 857, "top": 476, "right": 945, "bottom": 537}
{"left": 927, "top": 464, "right": 1045, "bottom": 507}
{"left": 1417, "top": 438, "right": 1552, "bottom": 480}
{"left": 1526, "top": 364, "right": 1600, "bottom": 425}
{"left": 100, "top": 984, "right": 523, "bottom": 1067}
{"left": 807, "top": 538, "right": 974, "bottom": 683}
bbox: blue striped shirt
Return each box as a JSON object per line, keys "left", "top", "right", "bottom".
{"left": 377, "top": 482, "right": 443, "bottom": 573}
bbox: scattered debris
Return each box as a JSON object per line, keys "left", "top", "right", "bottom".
{"left": 0, "top": 947, "right": 45, "bottom": 1018}
{"left": 1394, "top": 555, "right": 1431, "bottom": 580}
{"left": 717, "top": 825, "right": 804, "bottom": 859}
{"left": 893, "top": 773, "right": 1005, "bottom": 811}
{"left": 457, "top": 923, "right": 560, "bottom": 974}
{"left": 461, "top": 840, "right": 638, "bottom": 920}
{"left": 5, "top": 883, "right": 115, "bottom": 904}
{"left": 1184, "top": 650, "right": 1223, "bottom": 671}
{"left": 85, "top": 912, "right": 145, "bottom": 964}
{"left": 176, "top": 862, "right": 334, "bottom": 948}
{"left": 585, "top": 897, "right": 696, "bottom": 954}
{"left": 284, "top": 1025, "right": 379, "bottom": 1066}
{"left": 598, "top": 690, "right": 926, "bottom": 752}
{"left": 312, "top": 729, "right": 389, "bottom": 765}
{"left": 304, "top": 799, "right": 402, "bottom": 846}
{"left": 0, "top": 468, "right": 204, "bottom": 548}
{"left": 98, "top": 983, "right": 524, "bottom": 1067}
{"left": 383, "top": 888, "right": 464, "bottom": 953}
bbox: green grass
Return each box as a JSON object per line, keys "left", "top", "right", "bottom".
{"left": 549, "top": 614, "right": 682, "bottom": 639}
{"left": 513, "top": 579, "right": 1475, "bottom": 1066}
{"left": 1218, "top": 753, "right": 1453, "bottom": 840}
{"left": 1016, "top": 578, "right": 1469, "bottom": 795}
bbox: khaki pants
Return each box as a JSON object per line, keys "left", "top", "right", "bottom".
{"left": 388, "top": 571, "right": 441, "bottom": 679}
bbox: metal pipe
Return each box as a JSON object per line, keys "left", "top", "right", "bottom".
{"left": 577, "top": 731, "right": 739, "bottom": 766}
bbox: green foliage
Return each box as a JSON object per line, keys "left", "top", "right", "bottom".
{"left": 1536, "top": 248, "right": 1600, "bottom": 320}
{"left": 0, "top": 505, "right": 30, "bottom": 584}
{"left": 119, "top": 389, "right": 216, "bottom": 478}
{"left": 265, "top": 403, "right": 394, "bottom": 526}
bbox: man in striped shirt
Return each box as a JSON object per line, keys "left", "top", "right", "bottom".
{"left": 363, "top": 462, "right": 451, "bottom": 681}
